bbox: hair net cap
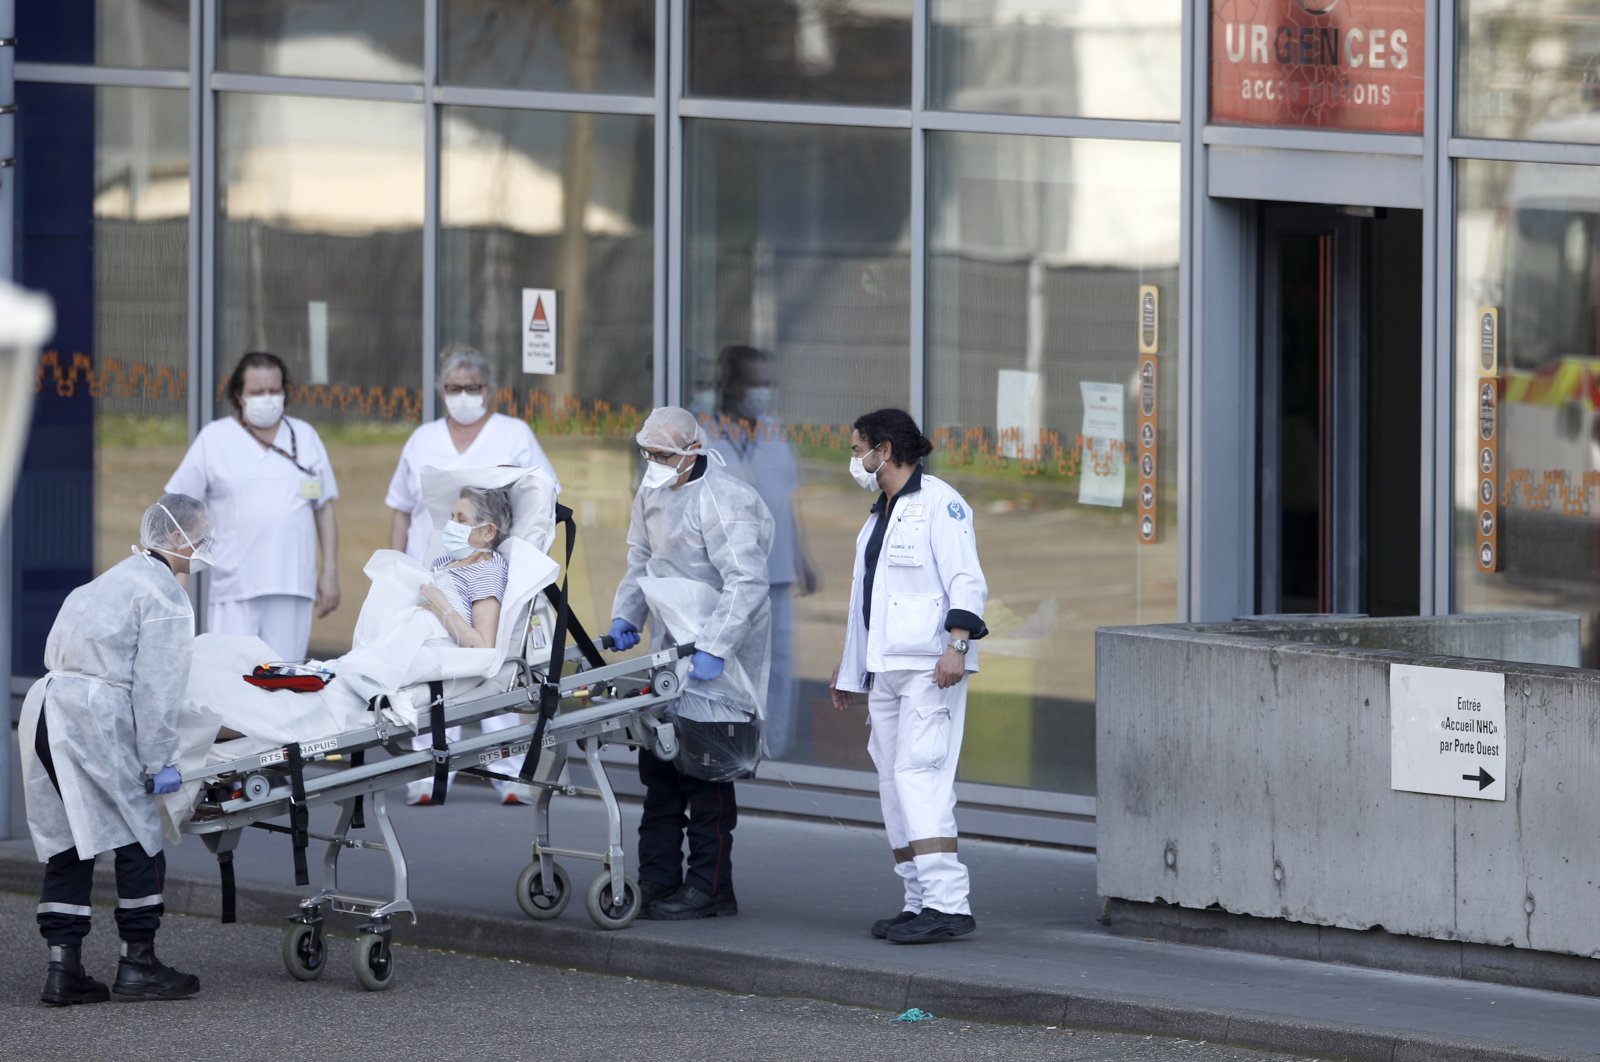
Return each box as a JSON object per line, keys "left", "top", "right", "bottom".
{"left": 141, "top": 493, "right": 210, "bottom": 551}
{"left": 636, "top": 406, "right": 706, "bottom": 455}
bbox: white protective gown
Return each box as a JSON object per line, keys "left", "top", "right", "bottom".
{"left": 18, "top": 554, "right": 195, "bottom": 861}
{"left": 611, "top": 462, "right": 775, "bottom": 720}
{"left": 385, "top": 414, "right": 559, "bottom": 560}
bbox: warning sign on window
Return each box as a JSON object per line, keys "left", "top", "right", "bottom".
{"left": 522, "top": 288, "right": 557, "bottom": 375}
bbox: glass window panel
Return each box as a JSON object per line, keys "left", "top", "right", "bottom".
{"left": 930, "top": 0, "right": 1182, "bottom": 121}
{"left": 13, "top": 85, "right": 189, "bottom": 673}
{"left": 439, "top": 105, "right": 655, "bottom": 633}
{"left": 1456, "top": 159, "right": 1600, "bottom": 663}
{"left": 689, "top": 0, "right": 912, "bottom": 105}
{"left": 218, "top": 94, "right": 424, "bottom": 656}
{"left": 1460, "top": 2, "right": 1600, "bottom": 143}
{"left": 18, "top": 0, "right": 189, "bottom": 68}
{"left": 927, "top": 133, "right": 1181, "bottom": 795}
{"left": 219, "top": 0, "right": 422, "bottom": 82}
{"left": 683, "top": 119, "right": 909, "bottom": 767}
{"left": 440, "top": 0, "right": 655, "bottom": 95}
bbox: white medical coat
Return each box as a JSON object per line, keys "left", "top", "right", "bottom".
{"left": 166, "top": 415, "right": 339, "bottom": 604}
{"left": 385, "top": 414, "right": 559, "bottom": 560}
{"left": 18, "top": 555, "right": 194, "bottom": 861}
{"left": 836, "top": 472, "right": 988, "bottom": 693}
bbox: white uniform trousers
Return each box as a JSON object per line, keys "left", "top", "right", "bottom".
{"left": 208, "top": 595, "right": 313, "bottom": 662}
{"left": 866, "top": 667, "right": 971, "bottom": 916}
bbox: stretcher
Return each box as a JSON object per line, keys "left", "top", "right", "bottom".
{"left": 174, "top": 634, "right": 692, "bottom": 991}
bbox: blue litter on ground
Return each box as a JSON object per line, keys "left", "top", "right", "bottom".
{"left": 892, "top": 1008, "right": 934, "bottom": 1023}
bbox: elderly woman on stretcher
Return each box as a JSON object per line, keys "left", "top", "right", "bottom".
{"left": 416, "top": 486, "right": 514, "bottom": 650}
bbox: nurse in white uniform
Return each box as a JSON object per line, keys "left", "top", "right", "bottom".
{"left": 167, "top": 351, "right": 341, "bottom": 662}
{"left": 386, "top": 343, "right": 560, "bottom": 805}
{"left": 386, "top": 344, "right": 559, "bottom": 558}
{"left": 830, "top": 408, "right": 988, "bottom": 946}
{"left": 706, "top": 345, "right": 816, "bottom": 761}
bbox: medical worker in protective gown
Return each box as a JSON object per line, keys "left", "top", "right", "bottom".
{"left": 609, "top": 407, "right": 773, "bottom": 920}
{"left": 18, "top": 495, "right": 209, "bottom": 1005}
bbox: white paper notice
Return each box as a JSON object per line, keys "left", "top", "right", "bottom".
{"left": 996, "top": 369, "right": 1042, "bottom": 459}
{"left": 307, "top": 301, "right": 329, "bottom": 384}
{"left": 522, "top": 288, "right": 557, "bottom": 375}
{"left": 1078, "top": 381, "right": 1126, "bottom": 508}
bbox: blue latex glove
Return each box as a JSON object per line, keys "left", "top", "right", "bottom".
{"left": 151, "top": 765, "right": 182, "bottom": 795}
{"left": 688, "top": 650, "right": 724, "bottom": 682}
{"left": 608, "top": 618, "right": 641, "bottom": 651}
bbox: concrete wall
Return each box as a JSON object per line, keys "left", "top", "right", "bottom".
{"left": 1096, "top": 613, "right": 1600, "bottom": 958}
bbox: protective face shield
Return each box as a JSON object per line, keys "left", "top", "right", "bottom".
{"left": 849, "top": 446, "right": 887, "bottom": 491}
{"left": 738, "top": 387, "right": 774, "bottom": 420}
{"left": 640, "top": 456, "right": 685, "bottom": 491}
{"left": 444, "top": 391, "right": 487, "bottom": 426}
{"left": 441, "top": 519, "right": 486, "bottom": 559}
{"left": 144, "top": 501, "right": 214, "bottom": 571}
{"left": 242, "top": 393, "right": 285, "bottom": 429}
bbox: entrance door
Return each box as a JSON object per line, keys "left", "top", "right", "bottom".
{"left": 1256, "top": 203, "right": 1422, "bottom": 617}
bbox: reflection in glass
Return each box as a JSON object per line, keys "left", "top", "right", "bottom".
{"left": 1457, "top": 159, "right": 1600, "bottom": 663}
{"left": 439, "top": 106, "right": 655, "bottom": 631}
{"left": 13, "top": 85, "right": 190, "bottom": 672}
{"left": 1460, "top": 1, "right": 1600, "bottom": 142}
{"left": 18, "top": 0, "right": 189, "bottom": 68}
{"left": 927, "top": 133, "right": 1181, "bottom": 794}
{"left": 218, "top": 94, "right": 424, "bottom": 655}
{"left": 930, "top": 0, "right": 1181, "bottom": 121}
{"left": 689, "top": 0, "right": 912, "bottom": 105}
{"left": 441, "top": 0, "right": 655, "bottom": 95}
{"left": 220, "top": 0, "right": 422, "bottom": 82}
{"left": 683, "top": 119, "right": 909, "bottom": 771}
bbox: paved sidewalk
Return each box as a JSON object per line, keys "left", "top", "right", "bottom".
{"left": 4, "top": 748, "right": 1598, "bottom": 1061}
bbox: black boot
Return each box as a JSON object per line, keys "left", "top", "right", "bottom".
{"left": 112, "top": 939, "right": 199, "bottom": 1001}
{"left": 40, "top": 944, "right": 110, "bottom": 1006}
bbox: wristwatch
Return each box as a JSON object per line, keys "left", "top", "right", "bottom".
{"left": 948, "top": 638, "right": 969, "bottom": 654}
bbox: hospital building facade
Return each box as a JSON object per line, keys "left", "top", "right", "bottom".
{"left": 5, "top": 1, "right": 1600, "bottom": 846}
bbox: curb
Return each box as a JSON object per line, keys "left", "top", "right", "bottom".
{"left": 0, "top": 852, "right": 1584, "bottom": 1062}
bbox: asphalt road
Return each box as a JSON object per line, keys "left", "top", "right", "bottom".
{"left": 0, "top": 890, "right": 1323, "bottom": 1062}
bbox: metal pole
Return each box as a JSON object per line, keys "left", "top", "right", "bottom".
{"left": 1, "top": 0, "right": 19, "bottom": 840}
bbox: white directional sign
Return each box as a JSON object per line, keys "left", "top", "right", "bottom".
{"left": 1390, "top": 663, "right": 1505, "bottom": 801}
{"left": 521, "top": 288, "right": 557, "bottom": 375}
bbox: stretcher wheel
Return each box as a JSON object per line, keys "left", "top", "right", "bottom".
{"left": 585, "top": 871, "right": 641, "bottom": 930}
{"left": 352, "top": 932, "right": 395, "bottom": 992}
{"left": 650, "top": 667, "right": 679, "bottom": 698}
{"left": 244, "top": 774, "right": 272, "bottom": 803}
{"left": 515, "top": 861, "right": 571, "bottom": 920}
{"left": 282, "top": 923, "right": 326, "bottom": 981}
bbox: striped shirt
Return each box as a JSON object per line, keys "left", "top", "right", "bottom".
{"left": 430, "top": 551, "right": 509, "bottom": 625}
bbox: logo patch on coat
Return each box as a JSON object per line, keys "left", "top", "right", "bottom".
{"left": 946, "top": 501, "right": 966, "bottom": 520}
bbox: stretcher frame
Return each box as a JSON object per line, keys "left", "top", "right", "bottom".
{"left": 175, "top": 637, "right": 693, "bottom": 991}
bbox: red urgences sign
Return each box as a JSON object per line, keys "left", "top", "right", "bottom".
{"left": 1211, "top": 0, "right": 1426, "bottom": 134}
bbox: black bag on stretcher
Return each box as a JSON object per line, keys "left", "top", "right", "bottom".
{"left": 667, "top": 686, "right": 762, "bottom": 782}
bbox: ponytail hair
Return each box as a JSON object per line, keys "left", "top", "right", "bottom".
{"left": 852, "top": 408, "right": 933, "bottom": 466}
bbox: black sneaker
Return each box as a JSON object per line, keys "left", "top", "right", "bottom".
{"left": 639, "top": 880, "right": 679, "bottom": 908}
{"left": 870, "top": 910, "right": 918, "bottom": 939}
{"left": 643, "top": 884, "right": 737, "bottom": 921}
{"left": 884, "top": 908, "right": 975, "bottom": 944}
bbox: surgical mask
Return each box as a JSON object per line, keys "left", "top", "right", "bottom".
{"left": 738, "top": 387, "right": 774, "bottom": 420}
{"left": 640, "top": 458, "right": 682, "bottom": 491}
{"left": 441, "top": 519, "right": 485, "bottom": 560}
{"left": 242, "top": 393, "right": 284, "bottom": 429}
{"left": 849, "top": 447, "right": 886, "bottom": 491}
{"left": 445, "top": 391, "right": 487, "bottom": 426}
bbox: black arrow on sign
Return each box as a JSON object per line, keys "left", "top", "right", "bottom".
{"left": 1462, "top": 766, "right": 1495, "bottom": 791}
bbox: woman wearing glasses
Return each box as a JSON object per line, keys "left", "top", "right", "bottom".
{"left": 167, "top": 351, "right": 341, "bottom": 662}
{"left": 386, "top": 343, "right": 559, "bottom": 560}
{"left": 385, "top": 343, "right": 559, "bottom": 805}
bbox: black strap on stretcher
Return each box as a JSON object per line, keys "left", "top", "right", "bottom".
{"left": 215, "top": 738, "right": 310, "bottom": 922}
{"left": 428, "top": 680, "right": 449, "bottom": 803}
{"left": 517, "top": 504, "right": 599, "bottom": 785}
